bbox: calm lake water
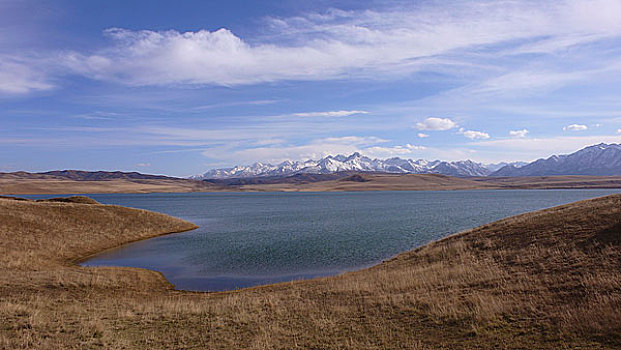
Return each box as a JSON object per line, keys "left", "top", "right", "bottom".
{"left": 24, "top": 189, "right": 621, "bottom": 291}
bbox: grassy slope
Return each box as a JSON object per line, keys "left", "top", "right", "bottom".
{"left": 0, "top": 195, "right": 620, "bottom": 349}
{"left": 0, "top": 178, "right": 217, "bottom": 194}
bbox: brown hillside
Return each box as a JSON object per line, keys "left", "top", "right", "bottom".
{"left": 0, "top": 194, "right": 619, "bottom": 349}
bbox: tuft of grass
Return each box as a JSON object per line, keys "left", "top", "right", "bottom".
{"left": 0, "top": 194, "right": 619, "bottom": 349}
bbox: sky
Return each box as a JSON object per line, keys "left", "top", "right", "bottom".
{"left": 1, "top": 0, "right": 621, "bottom": 177}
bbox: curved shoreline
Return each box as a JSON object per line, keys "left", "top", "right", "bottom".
{"left": 75, "top": 192, "right": 620, "bottom": 293}
{"left": 73, "top": 224, "right": 198, "bottom": 265}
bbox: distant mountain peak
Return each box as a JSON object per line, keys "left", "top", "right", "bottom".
{"left": 491, "top": 143, "right": 621, "bottom": 177}
{"left": 191, "top": 143, "right": 621, "bottom": 180}
{"left": 192, "top": 152, "right": 491, "bottom": 179}
{"left": 347, "top": 151, "right": 363, "bottom": 159}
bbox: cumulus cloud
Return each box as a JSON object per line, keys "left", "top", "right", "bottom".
{"left": 509, "top": 129, "right": 529, "bottom": 138}
{"left": 416, "top": 117, "right": 457, "bottom": 131}
{"left": 459, "top": 128, "right": 490, "bottom": 140}
{"left": 563, "top": 124, "right": 588, "bottom": 131}
{"left": 617, "top": 128, "right": 621, "bottom": 133}
{"left": 293, "top": 110, "right": 368, "bottom": 118}
{"left": 417, "top": 133, "right": 429, "bottom": 138}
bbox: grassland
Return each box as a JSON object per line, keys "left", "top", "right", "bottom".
{"left": 0, "top": 194, "right": 620, "bottom": 349}
{"left": 0, "top": 177, "right": 216, "bottom": 194}
{"left": 240, "top": 173, "right": 621, "bottom": 192}
{"left": 3, "top": 172, "right": 621, "bottom": 194}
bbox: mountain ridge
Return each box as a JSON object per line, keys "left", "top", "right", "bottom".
{"left": 2, "top": 143, "right": 619, "bottom": 182}
{"left": 194, "top": 143, "right": 621, "bottom": 179}
{"left": 0, "top": 170, "right": 179, "bottom": 181}
{"left": 192, "top": 153, "right": 494, "bottom": 179}
{"left": 491, "top": 143, "right": 621, "bottom": 176}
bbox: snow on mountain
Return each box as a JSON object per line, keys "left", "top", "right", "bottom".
{"left": 485, "top": 161, "right": 528, "bottom": 172}
{"left": 432, "top": 160, "right": 492, "bottom": 177}
{"left": 192, "top": 153, "right": 491, "bottom": 179}
{"left": 192, "top": 143, "right": 621, "bottom": 179}
{"left": 491, "top": 143, "right": 621, "bottom": 176}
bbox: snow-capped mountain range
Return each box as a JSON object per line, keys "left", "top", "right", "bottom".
{"left": 192, "top": 152, "right": 504, "bottom": 179}
{"left": 192, "top": 143, "right": 621, "bottom": 179}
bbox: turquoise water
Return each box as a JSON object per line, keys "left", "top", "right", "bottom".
{"left": 23, "top": 189, "right": 620, "bottom": 291}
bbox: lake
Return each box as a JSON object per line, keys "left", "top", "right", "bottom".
{"left": 24, "top": 189, "right": 621, "bottom": 291}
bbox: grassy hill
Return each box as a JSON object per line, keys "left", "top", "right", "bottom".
{"left": 0, "top": 171, "right": 217, "bottom": 194}
{"left": 0, "top": 194, "right": 619, "bottom": 348}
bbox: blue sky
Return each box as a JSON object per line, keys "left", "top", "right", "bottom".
{"left": 1, "top": 0, "right": 621, "bottom": 176}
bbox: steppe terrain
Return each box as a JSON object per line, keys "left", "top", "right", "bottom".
{"left": 2, "top": 170, "right": 621, "bottom": 194}
{"left": 1, "top": 194, "right": 619, "bottom": 349}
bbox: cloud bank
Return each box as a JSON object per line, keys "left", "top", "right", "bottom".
{"left": 56, "top": 0, "right": 621, "bottom": 88}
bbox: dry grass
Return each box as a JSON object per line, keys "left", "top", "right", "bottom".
{"left": 0, "top": 194, "right": 620, "bottom": 349}
{"left": 241, "top": 173, "right": 495, "bottom": 192}
{"left": 0, "top": 178, "right": 217, "bottom": 194}
{"left": 474, "top": 175, "right": 621, "bottom": 189}
{"left": 3, "top": 173, "right": 621, "bottom": 195}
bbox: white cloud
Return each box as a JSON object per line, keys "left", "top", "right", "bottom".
{"left": 136, "top": 163, "right": 151, "bottom": 167}
{"left": 57, "top": 0, "right": 621, "bottom": 87}
{"left": 509, "top": 129, "right": 529, "bottom": 138}
{"left": 617, "top": 128, "right": 621, "bottom": 134}
{"left": 417, "top": 133, "right": 429, "bottom": 138}
{"left": 293, "top": 110, "right": 368, "bottom": 118}
{"left": 563, "top": 124, "right": 588, "bottom": 131}
{"left": 416, "top": 117, "right": 457, "bottom": 131}
{"left": 0, "top": 56, "right": 54, "bottom": 94}
{"left": 320, "top": 136, "right": 388, "bottom": 145}
{"left": 192, "top": 99, "right": 279, "bottom": 110}
{"left": 459, "top": 128, "right": 490, "bottom": 140}
{"left": 364, "top": 144, "right": 426, "bottom": 158}
{"left": 470, "top": 70, "right": 587, "bottom": 97}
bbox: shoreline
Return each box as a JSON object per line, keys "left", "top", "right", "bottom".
{"left": 73, "top": 223, "right": 198, "bottom": 265}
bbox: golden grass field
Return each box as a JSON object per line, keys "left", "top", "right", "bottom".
{"left": 0, "top": 177, "right": 217, "bottom": 194}
{"left": 3, "top": 173, "right": 621, "bottom": 194}
{"left": 0, "top": 194, "right": 620, "bottom": 349}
